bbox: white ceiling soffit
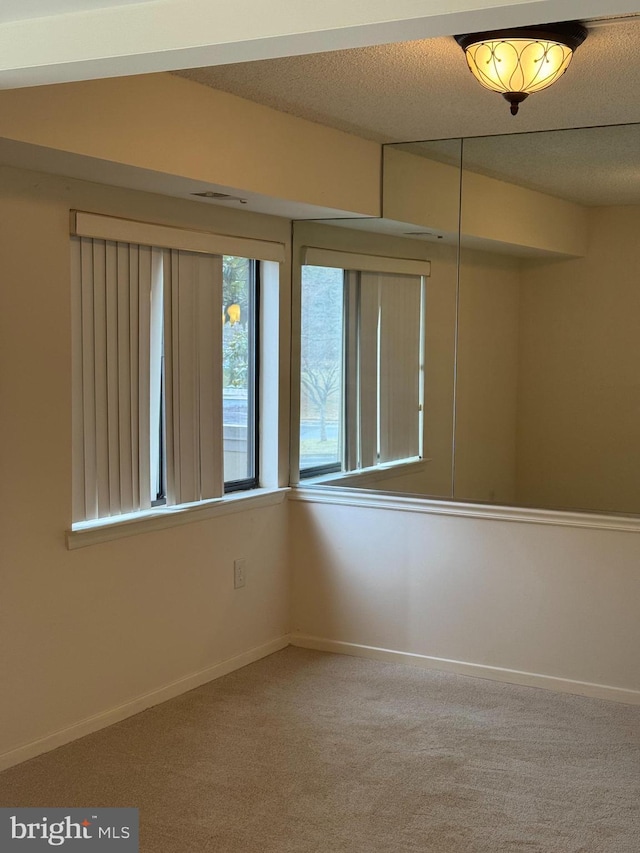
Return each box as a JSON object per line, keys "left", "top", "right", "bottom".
{"left": 177, "top": 18, "right": 640, "bottom": 142}
{"left": 0, "top": 1, "right": 151, "bottom": 25}
{"left": 1, "top": 0, "right": 640, "bottom": 89}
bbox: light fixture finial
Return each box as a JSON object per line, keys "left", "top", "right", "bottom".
{"left": 504, "top": 92, "right": 529, "bottom": 115}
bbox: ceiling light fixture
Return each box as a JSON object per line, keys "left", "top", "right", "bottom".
{"left": 454, "top": 22, "right": 588, "bottom": 115}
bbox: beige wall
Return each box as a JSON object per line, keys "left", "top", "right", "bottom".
{"left": 455, "top": 250, "right": 521, "bottom": 505}
{"left": 383, "top": 148, "right": 461, "bottom": 238}
{"left": 453, "top": 204, "right": 640, "bottom": 515}
{"left": 461, "top": 170, "right": 588, "bottom": 258}
{"left": 383, "top": 147, "right": 588, "bottom": 256}
{"left": 516, "top": 205, "right": 640, "bottom": 513}
{"left": 0, "top": 74, "right": 380, "bottom": 217}
{"left": 0, "top": 166, "right": 290, "bottom": 764}
{"left": 290, "top": 498, "right": 640, "bottom": 700}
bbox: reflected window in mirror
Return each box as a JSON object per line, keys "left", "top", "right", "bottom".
{"left": 299, "top": 265, "right": 345, "bottom": 476}
{"left": 299, "top": 260, "right": 425, "bottom": 481}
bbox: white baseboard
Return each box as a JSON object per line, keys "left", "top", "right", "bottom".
{"left": 291, "top": 635, "right": 640, "bottom": 706}
{"left": 5, "top": 633, "right": 637, "bottom": 772}
{"left": 0, "top": 635, "right": 290, "bottom": 772}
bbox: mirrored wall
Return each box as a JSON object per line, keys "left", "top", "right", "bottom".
{"left": 293, "top": 122, "right": 640, "bottom": 517}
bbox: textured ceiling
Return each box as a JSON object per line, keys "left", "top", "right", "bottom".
{"left": 175, "top": 18, "right": 640, "bottom": 143}
{"left": 175, "top": 18, "right": 640, "bottom": 207}
{"left": 461, "top": 124, "right": 640, "bottom": 206}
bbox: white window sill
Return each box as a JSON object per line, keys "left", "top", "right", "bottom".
{"left": 67, "top": 487, "right": 289, "bottom": 550}
{"left": 300, "top": 457, "right": 430, "bottom": 489}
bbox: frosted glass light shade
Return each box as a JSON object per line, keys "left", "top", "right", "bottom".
{"left": 455, "top": 24, "right": 588, "bottom": 115}
{"left": 466, "top": 38, "right": 573, "bottom": 91}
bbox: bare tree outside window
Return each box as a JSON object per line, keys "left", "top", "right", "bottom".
{"left": 299, "top": 266, "right": 343, "bottom": 472}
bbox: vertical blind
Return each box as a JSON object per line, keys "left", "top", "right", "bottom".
{"left": 355, "top": 273, "right": 380, "bottom": 470}
{"left": 344, "top": 270, "right": 423, "bottom": 471}
{"left": 163, "top": 249, "right": 223, "bottom": 506}
{"left": 71, "top": 237, "right": 155, "bottom": 522}
{"left": 72, "top": 239, "right": 224, "bottom": 520}
{"left": 377, "top": 272, "right": 422, "bottom": 463}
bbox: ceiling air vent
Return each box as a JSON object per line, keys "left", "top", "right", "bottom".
{"left": 403, "top": 231, "right": 444, "bottom": 240}
{"left": 191, "top": 191, "right": 247, "bottom": 204}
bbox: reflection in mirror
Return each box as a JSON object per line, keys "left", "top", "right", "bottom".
{"left": 294, "top": 125, "right": 640, "bottom": 519}
{"left": 456, "top": 123, "right": 640, "bottom": 515}
{"left": 292, "top": 137, "right": 462, "bottom": 496}
{"left": 298, "top": 263, "right": 345, "bottom": 477}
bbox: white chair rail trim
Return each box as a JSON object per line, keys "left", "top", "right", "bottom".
{"left": 289, "top": 487, "right": 640, "bottom": 534}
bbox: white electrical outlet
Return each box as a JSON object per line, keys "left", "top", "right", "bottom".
{"left": 234, "top": 558, "right": 246, "bottom": 589}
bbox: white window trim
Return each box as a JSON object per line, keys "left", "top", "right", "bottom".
{"left": 67, "top": 487, "right": 288, "bottom": 550}
{"left": 72, "top": 211, "right": 287, "bottom": 264}
{"left": 303, "top": 456, "right": 431, "bottom": 488}
{"left": 301, "top": 246, "right": 431, "bottom": 277}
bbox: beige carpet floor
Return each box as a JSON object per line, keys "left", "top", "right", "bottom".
{"left": 1, "top": 647, "right": 639, "bottom": 852}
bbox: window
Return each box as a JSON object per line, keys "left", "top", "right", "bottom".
{"left": 299, "top": 265, "right": 344, "bottom": 476}
{"left": 222, "top": 256, "right": 258, "bottom": 492}
{"left": 71, "top": 212, "right": 283, "bottom": 525}
{"left": 298, "top": 250, "right": 429, "bottom": 480}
